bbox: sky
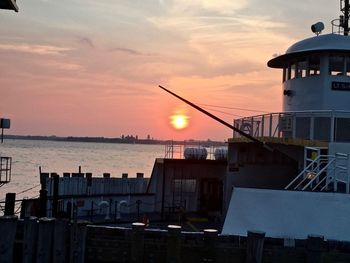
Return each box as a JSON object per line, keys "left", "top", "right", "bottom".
{"left": 0, "top": 0, "right": 338, "bottom": 141}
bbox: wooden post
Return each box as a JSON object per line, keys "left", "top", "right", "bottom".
{"left": 39, "top": 189, "right": 48, "bottom": 218}
{"left": 40, "top": 173, "right": 49, "bottom": 189}
{"left": 0, "top": 215, "right": 18, "bottom": 263}
{"left": 130, "top": 222, "right": 145, "bottom": 263}
{"left": 306, "top": 235, "right": 325, "bottom": 263}
{"left": 166, "top": 225, "right": 182, "bottom": 263}
{"left": 53, "top": 219, "right": 69, "bottom": 263}
{"left": 52, "top": 174, "right": 59, "bottom": 218}
{"left": 36, "top": 218, "right": 55, "bottom": 263}
{"left": 23, "top": 217, "right": 39, "bottom": 263}
{"left": 245, "top": 230, "right": 265, "bottom": 263}
{"left": 202, "top": 229, "right": 218, "bottom": 262}
{"left": 4, "top": 193, "right": 16, "bottom": 216}
{"left": 70, "top": 222, "right": 87, "bottom": 263}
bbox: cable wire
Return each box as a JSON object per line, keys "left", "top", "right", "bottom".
{"left": 198, "top": 103, "right": 269, "bottom": 113}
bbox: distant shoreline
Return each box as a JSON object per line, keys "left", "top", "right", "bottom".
{"left": 4, "top": 135, "right": 227, "bottom": 147}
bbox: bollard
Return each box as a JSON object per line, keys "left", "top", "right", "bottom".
{"left": 23, "top": 217, "right": 38, "bottom": 263}
{"left": 245, "top": 230, "right": 265, "bottom": 263}
{"left": 130, "top": 222, "right": 145, "bottom": 263}
{"left": 306, "top": 235, "right": 325, "bottom": 263}
{"left": 103, "top": 173, "right": 110, "bottom": 178}
{"left": 53, "top": 219, "right": 69, "bottom": 263}
{"left": 36, "top": 218, "right": 55, "bottom": 263}
{"left": 202, "top": 229, "right": 218, "bottom": 262}
{"left": 4, "top": 193, "right": 16, "bottom": 216}
{"left": 166, "top": 225, "right": 182, "bottom": 263}
{"left": 0, "top": 215, "right": 18, "bottom": 263}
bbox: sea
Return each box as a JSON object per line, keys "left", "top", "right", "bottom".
{"left": 0, "top": 139, "right": 165, "bottom": 201}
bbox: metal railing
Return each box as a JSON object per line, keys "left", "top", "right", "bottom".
{"left": 0, "top": 156, "right": 12, "bottom": 186}
{"left": 233, "top": 110, "right": 350, "bottom": 143}
{"left": 164, "top": 141, "right": 225, "bottom": 160}
{"left": 285, "top": 152, "right": 349, "bottom": 193}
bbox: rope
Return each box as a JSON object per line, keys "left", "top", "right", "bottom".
{"left": 0, "top": 184, "right": 41, "bottom": 202}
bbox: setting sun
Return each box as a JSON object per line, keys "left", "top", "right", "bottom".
{"left": 170, "top": 114, "right": 189, "bottom": 130}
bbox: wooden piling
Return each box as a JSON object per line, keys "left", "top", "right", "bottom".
{"left": 39, "top": 189, "right": 48, "bottom": 218}
{"left": 70, "top": 222, "right": 87, "bottom": 263}
{"left": 0, "top": 215, "right": 18, "bottom": 263}
{"left": 40, "top": 173, "right": 49, "bottom": 188}
{"left": 245, "top": 230, "right": 265, "bottom": 263}
{"left": 202, "top": 229, "right": 218, "bottom": 262}
{"left": 23, "top": 217, "right": 38, "bottom": 263}
{"left": 130, "top": 222, "right": 145, "bottom": 263}
{"left": 36, "top": 218, "right": 55, "bottom": 263}
{"left": 4, "top": 192, "right": 16, "bottom": 216}
{"left": 166, "top": 225, "right": 182, "bottom": 263}
{"left": 306, "top": 235, "right": 325, "bottom": 263}
{"left": 53, "top": 219, "right": 69, "bottom": 263}
{"left": 52, "top": 174, "right": 59, "bottom": 218}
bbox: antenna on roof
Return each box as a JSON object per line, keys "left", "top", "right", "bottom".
{"left": 340, "top": 0, "right": 350, "bottom": 35}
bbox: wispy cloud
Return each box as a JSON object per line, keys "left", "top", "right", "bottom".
{"left": 78, "top": 37, "right": 95, "bottom": 48}
{"left": 161, "top": 0, "right": 248, "bottom": 15}
{"left": 111, "top": 47, "right": 151, "bottom": 56}
{"left": 44, "top": 61, "right": 83, "bottom": 71}
{"left": 0, "top": 43, "right": 72, "bottom": 55}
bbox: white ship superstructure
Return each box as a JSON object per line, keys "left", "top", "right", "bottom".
{"left": 223, "top": 0, "right": 350, "bottom": 240}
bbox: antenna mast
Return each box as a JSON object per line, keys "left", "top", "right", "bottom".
{"left": 341, "top": 0, "right": 350, "bottom": 35}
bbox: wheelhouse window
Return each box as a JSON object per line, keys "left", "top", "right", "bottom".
{"left": 282, "top": 57, "right": 318, "bottom": 83}
{"left": 309, "top": 56, "right": 320, "bottom": 76}
{"left": 290, "top": 63, "right": 296, "bottom": 79}
{"left": 346, "top": 57, "right": 350, "bottom": 76}
{"left": 297, "top": 59, "right": 308, "bottom": 78}
{"left": 329, "top": 55, "right": 345, "bottom": 76}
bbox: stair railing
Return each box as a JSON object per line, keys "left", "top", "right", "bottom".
{"left": 285, "top": 155, "right": 324, "bottom": 190}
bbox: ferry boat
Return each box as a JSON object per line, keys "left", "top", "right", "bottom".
{"left": 18, "top": 0, "right": 350, "bottom": 242}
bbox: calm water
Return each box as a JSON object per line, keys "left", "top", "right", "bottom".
{"left": 0, "top": 139, "right": 164, "bottom": 200}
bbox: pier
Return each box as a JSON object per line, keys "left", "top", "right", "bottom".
{"left": 1, "top": 216, "right": 350, "bottom": 263}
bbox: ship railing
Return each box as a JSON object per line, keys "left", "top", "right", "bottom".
{"left": 331, "top": 153, "right": 349, "bottom": 193}
{"left": 164, "top": 141, "right": 224, "bottom": 160}
{"left": 233, "top": 110, "right": 350, "bottom": 143}
{"left": 285, "top": 153, "right": 350, "bottom": 193}
{"left": 164, "top": 142, "right": 183, "bottom": 159}
{"left": 331, "top": 18, "right": 346, "bottom": 35}
{"left": 0, "top": 156, "right": 12, "bottom": 186}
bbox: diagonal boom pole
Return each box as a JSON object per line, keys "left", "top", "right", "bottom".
{"left": 158, "top": 85, "right": 272, "bottom": 151}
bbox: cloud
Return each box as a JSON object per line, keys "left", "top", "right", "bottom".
{"left": 0, "top": 43, "right": 72, "bottom": 55}
{"left": 111, "top": 47, "right": 150, "bottom": 56}
{"left": 78, "top": 37, "right": 95, "bottom": 48}
{"left": 167, "top": 0, "right": 248, "bottom": 15}
{"left": 44, "top": 61, "right": 83, "bottom": 71}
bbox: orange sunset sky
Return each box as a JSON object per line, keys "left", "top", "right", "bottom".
{"left": 0, "top": 0, "right": 337, "bottom": 141}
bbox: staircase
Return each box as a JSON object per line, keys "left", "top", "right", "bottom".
{"left": 285, "top": 147, "right": 350, "bottom": 193}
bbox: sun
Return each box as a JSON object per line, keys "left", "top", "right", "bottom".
{"left": 170, "top": 114, "right": 189, "bottom": 130}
